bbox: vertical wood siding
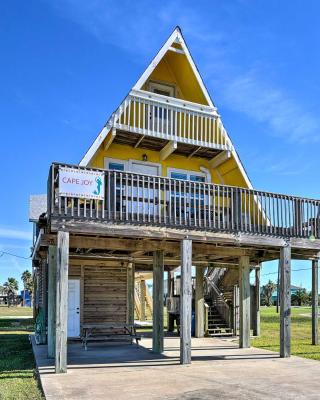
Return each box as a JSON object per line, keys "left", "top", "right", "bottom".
{"left": 69, "top": 264, "right": 128, "bottom": 325}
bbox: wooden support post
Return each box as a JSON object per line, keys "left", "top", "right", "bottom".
{"left": 180, "top": 239, "right": 192, "bottom": 364}
{"left": 127, "top": 262, "right": 135, "bottom": 326}
{"left": 239, "top": 255, "right": 250, "bottom": 348}
{"left": 232, "top": 285, "right": 239, "bottom": 336}
{"left": 253, "top": 267, "right": 261, "bottom": 336}
{"left": 55, "top": 231, "right": 69, "bottom": 373}
{"left": 152, "top": 251, "right": 164, "bottom": 353}
{"left": 140, "top": 280, "right": 146, "bottom": 322}
{"left": 312, "top": 259, "right": 319, "bottom": 345}
{"left": 47, "top": 245, "right": 57, "bottom": 358}
{"left": 167, "top": 271, "right": 174, "bottom": 332}
{"left": 195, "top": 266, "right": 205, "bottom": 338}
{"left": 280, "top": 245, "right": 291, "bottom": 358}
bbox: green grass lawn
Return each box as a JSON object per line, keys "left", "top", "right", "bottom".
{"left": 252, "top": 306, "right": 320, "bottom": 360}
{"left": 0, "top": 306, "right": 44, "bottom": 400}
{"left": 0, "top": 306, "right": 33, "bottom": 318}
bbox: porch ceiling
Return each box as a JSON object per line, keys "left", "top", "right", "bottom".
{"left": 114, "top": 129, "right": 222, "bottom": 160}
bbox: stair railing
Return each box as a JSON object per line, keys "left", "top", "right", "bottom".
{"left": 207, "top": 280, "right": 230, "bottom": 326}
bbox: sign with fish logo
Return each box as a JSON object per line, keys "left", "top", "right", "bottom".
{"left": 58, "top": 166, "right": 105, "bottom": 200}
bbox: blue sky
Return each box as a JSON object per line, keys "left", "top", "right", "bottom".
{"left": 0, "top": 0, "right": 319, "bottom": 290}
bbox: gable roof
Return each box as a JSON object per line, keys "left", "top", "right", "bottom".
{"left": 132, "top": 26, "right": 214, "bottom": 107}
{"left": 78, "top": 27, "right": 254, "bottom": 190}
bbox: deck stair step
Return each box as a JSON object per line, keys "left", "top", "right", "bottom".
{"left": 206, "top": 304, "right": 233, "bottom": 338}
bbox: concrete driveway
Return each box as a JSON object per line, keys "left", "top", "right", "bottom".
{"left": 32, "top": 335, "right": 320, "bottom": 399}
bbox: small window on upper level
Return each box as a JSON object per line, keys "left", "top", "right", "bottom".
{"left": 109, "top": 162, "right": 124, "bottom": 171}
{"left": 104, "top": 158, "right": 128, "bottom": 171}
{"left": 148, "top": 81, "right": 175, "bottom": 98}
{"left": 169, "top": 169, "right": 206, "bottom": 182}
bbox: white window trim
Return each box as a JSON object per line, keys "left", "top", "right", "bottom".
{"left": 128, "top": 159, "right": 162, "bottom": 177}
{"left": 104, "top": 157, "right": 129, "bottom": 171}
{"left": 167, "top": 167, "right": 206, "bottom": 181}
{"left": 148, "top": 80, "right": 176, "bottom": 97}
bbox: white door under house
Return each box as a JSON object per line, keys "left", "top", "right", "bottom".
{"left": 68, "top": 279, "right": 80, "bottom": 338}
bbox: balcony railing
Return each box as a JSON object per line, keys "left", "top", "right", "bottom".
{"left": 48, "top": 163, "right": 320, "bottom": 239}
{"left": 106, "top": 89, "right": 233, "bottom": 151}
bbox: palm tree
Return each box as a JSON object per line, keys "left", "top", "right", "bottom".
{"left": 3, "top": 277, "right": 19, "bottom": 307}
{"left": 261, "top": 280, "right": 277, "bottom": 306}
{"left": 291, "top": 288, "right": 308, "bottom": 306}
{"left": 21, "top": 270, "right": 32, "bottom": 306}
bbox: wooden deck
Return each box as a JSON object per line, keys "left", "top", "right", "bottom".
{"left": 48, "top": 163, "right": 320, "bottom": 246}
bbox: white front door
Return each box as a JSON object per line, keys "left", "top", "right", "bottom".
{"left": 130, "top": 161, "right": 160, "bottom": 216}
{"left": 68, "top": 279, "right": 80, "bottom": 338}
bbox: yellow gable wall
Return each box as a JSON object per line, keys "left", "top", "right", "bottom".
{"left": 143, "top": 51, "right": 209, "bottom": 105}
{"left": 90, "top": 143, "right": 249, "bottom": 189}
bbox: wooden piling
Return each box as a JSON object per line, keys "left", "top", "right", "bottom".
{"left": 47, "top": 245, "right": 57, "bottom": 358}
{"left": 152, "top": 251, "right": 164, "bottom": 353}
{"left": 280, "top": 245, "right": 291, "bottom": 358}
{"left": 239, "top": 255, "right": 250, "bottom": 348}
{"left": 180, "top": 239, "right": 192, "bottom": 364}
{"left": 312, "top": 259, "right": 319, "bottom": 345}
{"left": 55, "top": 231, "right": 69, "bottom": 373}
{"left": 195, "top": 266, "right": 205, "bottom": 338}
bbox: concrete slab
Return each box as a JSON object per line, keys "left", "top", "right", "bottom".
{"left": 32, "top": 335, "right": 320, "bottom": 400}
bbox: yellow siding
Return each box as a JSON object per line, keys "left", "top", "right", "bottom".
{"left": 143, "top": 50, "right": 209, "bottom": 105}
{"left": 90, "top": 142, "right": 249, "bottom": 189}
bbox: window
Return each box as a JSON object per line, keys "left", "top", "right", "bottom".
{"left": 148, "top": 81, "right": 175, "bottom": 98}
{"left": 104, "top": 158, "right": 128, "bottom": 171}
{"left": 108, "top": 162, "right": 124, "bottom": 171}
{"left": 169, "top": 170, "right": 206, "bottom": 182}
{"left": 171, "top": 172, "right": 188, "bottom": 181}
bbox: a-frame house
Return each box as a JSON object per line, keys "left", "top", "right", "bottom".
{"left": 30, "top": 27, "right": 320, "bottom": 373}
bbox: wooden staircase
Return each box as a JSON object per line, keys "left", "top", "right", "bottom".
{"left": 205, "top": 267, "right": 235, "bottom": 337}
{"left": 206, "top": 302, "right": 233, "bottom": 337}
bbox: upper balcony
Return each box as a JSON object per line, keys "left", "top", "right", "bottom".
{"left": 47, "top": 163, "right": 320, "bottom": 244}
{"left": 103, "top": 89, "right": 232, "bottom": 160}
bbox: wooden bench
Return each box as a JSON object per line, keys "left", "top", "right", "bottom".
{"left": 81, "top": 323, "right": 141, "bottom": 350}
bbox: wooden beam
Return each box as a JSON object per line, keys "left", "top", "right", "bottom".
{"left": 104, "top": 129, "right": 116, "bottom": 151}
{"left": 127, "top": 262, "right": 135, "bottom": 326}
{"left": 239, "top": 255, "right": 250, "bottom": 348}
{"left": 167, "top": 271, "right": 175, "bottom": 332}
{"left": 47, "top": 245, "right": 57, "bottom": 358}
{"left": 50, "top": 221, "right": 320, "bottom": 253}
{"left": 180, "top": 239, "right": 192, "bottom": 364}
{"left": 140, "top": 280, "right": 146, "bottom": 322}
{"left": 160, "top": 140, "right": 177, "bottom": 161}
{"left": 253, "top": 266, "right": 261, "bottom": 337}
{"left": 209, "top": 150, "right": 231, "bottom": 169}
{"left": 195, "top": 266, "right": 205, "bottom": 338}
{"left": 134, "top": 135, "right": 145, "bottom": 148}
{"left": 188, "top": 146, "right": 201, "bottom": 159}
{"left": 55, "top": 231, "right": 69, "bottom": 373}
{"left": 312, "top": 258, "right": 319, "bottom": 345}
{"left": 152, "top": 251, "right": 164, "bottom": 353}
{"left": 280, "top": 245, "right": 291, "bottom": 358}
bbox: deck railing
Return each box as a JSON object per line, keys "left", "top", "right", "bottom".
{"left": 107, "top": 89, "right": 232, "bottom": 151}
{"left": 48, "top": 163, "right": 320, "bottom": 239}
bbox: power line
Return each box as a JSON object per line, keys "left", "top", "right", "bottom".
{"left": 0, "top": 251, "right": 31, "bottom": 260}
{"left": 261, "top": 267, "right": 315, "bottom": 277}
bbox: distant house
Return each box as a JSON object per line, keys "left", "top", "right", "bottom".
{"left": 271, "top": 285, "right": 306, "bottom": 305}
